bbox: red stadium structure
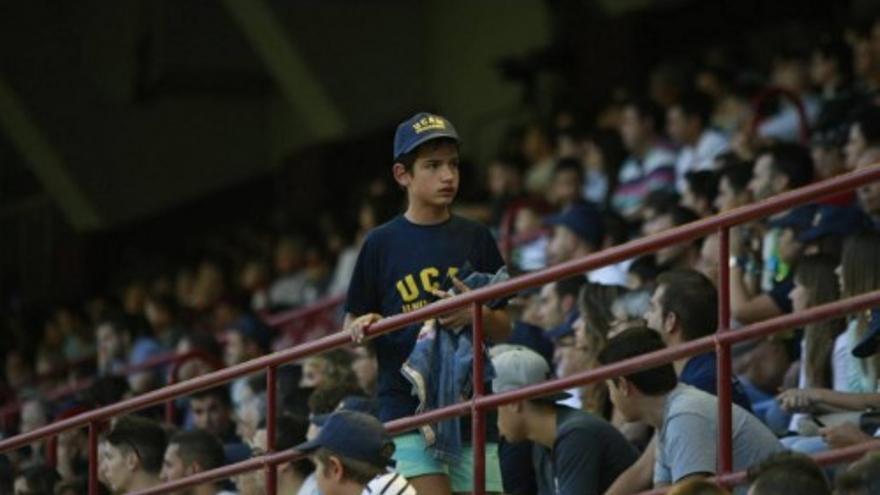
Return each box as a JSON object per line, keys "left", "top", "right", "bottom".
{"left": 2, "top": 165, "right": 880, "bottom": 495}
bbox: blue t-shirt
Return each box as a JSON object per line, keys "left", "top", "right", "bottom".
{"left": 680, "top": 352, "right": 753, "bottom": 413}
{"left": 345, "top": 214, "right": 506, "bottom": 423}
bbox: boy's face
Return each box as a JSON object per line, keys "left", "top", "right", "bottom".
{"left": 313, "top": 456, "right": 343, "bottom": 495}
{"left": 396, "top": 141, "right": 460, "bottom": 209}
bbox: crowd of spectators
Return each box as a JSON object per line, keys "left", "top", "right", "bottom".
{"left": 4, "top": 8, "right": 880, "bottom": 495}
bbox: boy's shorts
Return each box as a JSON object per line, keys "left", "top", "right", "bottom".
{"left": 393, "top": 432, "right": 503, "bottom": 493}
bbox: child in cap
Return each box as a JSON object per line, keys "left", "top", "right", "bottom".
{"left": 344, "top": 112, "right": 510, "bottom": 494}
{"left": 296, "top": 410, "right": 416, "bottom": 495}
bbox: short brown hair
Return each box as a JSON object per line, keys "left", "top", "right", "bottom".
{"left": 656, "top": 269, "right": 718, "bottom": 341}
{"left": 314, "top": 447, "right": 385, "bottom": 485}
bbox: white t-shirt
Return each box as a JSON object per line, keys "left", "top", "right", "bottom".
{"left": 674, "top": 129, "right": 729, "bottom": 191}
{"left": 363, "top": 472, "right": 417, "bottom": 495}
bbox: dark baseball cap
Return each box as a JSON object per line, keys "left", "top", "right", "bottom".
{"left": 545, "top": 201, "right": 604, "bottom": 248}
{"left": 768, "top": 204, "right": 818, "bottom": 233}
{"left": 393, "top": 112, "right": 460, "bottom": 160}
{"left": 295, "top": 410, "right": 395, "bottom": 468}
{"left": 797, "top": 205, "right": 870, "bottom": 243}
{"left": 851, "top": 309, "right": 880, "bottom": 358}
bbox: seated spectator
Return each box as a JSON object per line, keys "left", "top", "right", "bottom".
{"left": 579, "top": 129, "right": 626, "bottom": 206}
{"left": 810, "top": 125, "right": 849, "bottom": 185}
{"left": 491, "top": 345, "right": 638, "bottom": 495}
{"left": 239, "top": 259, "right": 271, "bottom": 312}
{"left": 299, "top": 349, "right": 356, "bottom": 390}
{"left": 836, "top": 450, "right": 880, "bottom": 495}
{"left": 713, "top": 159, "right": 753, "bottom": 212}
{"left": 295, "top": 411, "right": 416, "bottom": 495}
{"left": 159, "top": 429, "right": 232, "bottom": 495}
{"left": 537, "top": 276, "right": 587, "bottom": 410}
{"left": 626, "top": 255, "right": 659, "bottom": 290}
{"left": 522, "top": 122, "right": 557, "bottom": 196}
{"left": 546, "top": 202, "right": 627, "bottom": 285}
{"left": 100, "top": 416, "right": 167, "bottom": 494}
{"left": 667, "top": 91, "right": 729, "bottom": 190}
{"left": 223, "top": 314, "right": 272, "bottom": 406}
{"left": 238, "top": 414, "right": 316, "bottom": 495}
{"left": 175, "top": 331, "right": 224, "bottom": 382}
{"left": 547, "top": 158, "right": 585, "bottom": 208}
{"left": 746, "top": 451, "right": 831, "bottom": 495}
{"left": 642, "top": 206, "right": 701, "bottom": 270}
{"left": 612, "top": 98, "right": 677, "bottom": 221}
{"left": 13, "top": 464, "right": 60, "bottom": 495}
{"left": 188, "top": 386, "right": 248, "bottom": 463}
{"left": 855, "top": 147, "right": 880, "bottom": 228}
{"left": 666, "top": 478, "right": 730, "bottom": 495}
{"left": 144, "top": 293, "right": 186, "bottom": 349}
{"left": 845, "top": 105, "right": 880, "bottom": 169}
{"left": 350, "top": 345, "right": 378, "bottom": 397}
{"left": 599, "top": 328, "right": 782, "bottom": 493}
{"left": 95, "top": 316, "right": 134, "bottom": 376}
{"left": 681, "top": 171, "right": 719, "bottom": 218}
{"left": 757, "top": 51, "right": 821, "bottom": 143}
{"left": 776, "top": 255, "right": 845, "bottom": 439}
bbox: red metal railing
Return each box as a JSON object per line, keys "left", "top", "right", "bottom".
{"left": 2, "top": 165, "right": 880, "bottom": 495}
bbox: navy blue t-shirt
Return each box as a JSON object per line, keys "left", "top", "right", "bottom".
{"left": 680, "top": 352, "right": 753, "bottom": 412}
{"left": 345, "top": 214, "right": 506, "bottom": 426}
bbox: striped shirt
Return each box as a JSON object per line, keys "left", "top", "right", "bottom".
{"left": 362, "top": 472, "right": 417, "bottom": 495}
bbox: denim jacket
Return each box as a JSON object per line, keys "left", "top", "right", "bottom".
{"left": 401, "top": 267, "right": 509, "bottom": 461}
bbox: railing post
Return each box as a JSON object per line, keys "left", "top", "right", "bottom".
{"left": 471, "top": 302, "right": 486, "bottom": 495}
{"left": 88, "top": 421, "right": 98, "bottom": 495}
{"left": 266, "top": 366, "right": 278, "bottom": 495}
{"left": 717, "top": 227, "right": 733, "bottom": 475}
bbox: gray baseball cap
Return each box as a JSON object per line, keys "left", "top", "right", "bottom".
{"left": 491, "top": 345, "right": 571, "bottom": 403}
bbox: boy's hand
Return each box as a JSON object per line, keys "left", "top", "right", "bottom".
{"left": 433, "top": 275, "right": 475, "bottom": 328}
{"left": 347, "top": 313, "right": 382, "bottom": 344}
{"left": 820, "top": 422, "right": 870, "bottom": 449}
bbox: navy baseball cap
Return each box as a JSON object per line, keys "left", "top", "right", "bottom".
{"left": 768, "top": 204, "right": 818, "bottom": 232}
{"left": 797, "top": 205, "right": 870, "bottom": 243}
{"left": 851, "top": 309, "right": 880, "bottom": 358}
{"left": 545, "top": 202, "right": 604, "bottom": 248}
{"left": 295, "top": 410, "right": 395, "bottom": 468}
{"left": 393, "top": 112, "right": 460, "bottom": 160}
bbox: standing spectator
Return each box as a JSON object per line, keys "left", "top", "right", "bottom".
{"left": 344, "top": 112, "right": 510, "bottom": 494}
{"left": 612, "top": 98, "right": 677, "bottom": 221}
{"left": 667, "top": 91, "right": 729, "bottom": 190}
{"left": 599, "top": 328, "right": 782, "bottom": 493}
{"left": 491, "top": 346, "right": 638, "bottom": 495}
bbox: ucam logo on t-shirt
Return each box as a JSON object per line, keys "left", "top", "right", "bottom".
{"left": 395, "top": 266, "right": 459, "bottom": 313}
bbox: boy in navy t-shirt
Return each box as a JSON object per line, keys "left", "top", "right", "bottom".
{"left": 345, "top": 112, "right": 511, "bottom": 494}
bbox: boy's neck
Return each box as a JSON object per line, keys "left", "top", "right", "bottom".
{"left": 640, "top": 393, "right": 669, "bottom": 430}
{"left": 127, "top": 472, "right": 161, "bottom": 493}
{"left": 526, "top": 404, "right": 559, "bottom": 449}
{"left": 405, "top": 202, "right": 451, "bottom": 225}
